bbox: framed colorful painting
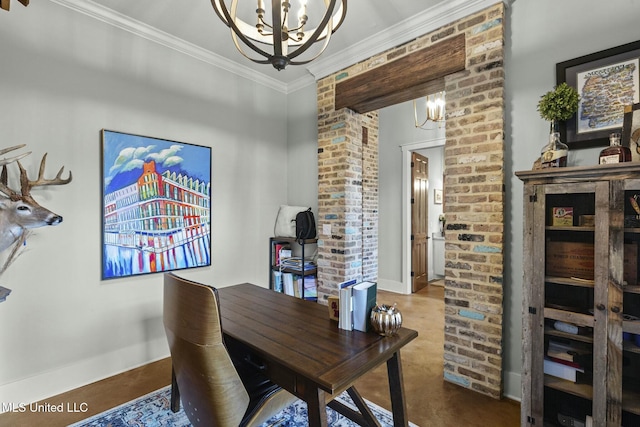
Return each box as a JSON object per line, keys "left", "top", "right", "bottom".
{"left": 556, "top": 40, "right": 640, "bottom": 149}
{"left": 101, "top": 130, "right": 212, "bottom": 279}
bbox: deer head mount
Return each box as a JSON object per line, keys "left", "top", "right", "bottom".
{"left": 0, "top": 145, "right": 72, "bottom": 267}
{"left": 0, "top": 0, "right": 29, "bottom": 12}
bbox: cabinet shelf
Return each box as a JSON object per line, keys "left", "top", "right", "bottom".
{"left": 544, "top": 307, "right": 594, "bottom": 328}
{"left": 545, "top": 226, "right": 640, "bottom": 234}
{"left": 623, "top": 321, "right": 640, "bottom": 335}
{"left": 275, "top": 267, "right": 317, "bottom": 276}
{"left": 545, "top": 276, "right": 594, "bottom": 288}
{"left": 625, "top": 285, "right": 640, "bottom": 294}
{"left": 624, "top": 340, "right": 640, "bottom": 355}
{"left": 544, "top": 326, "right": 593, "bottom": 344}
{"left": 544, "top": 375, "right": 592, "bottom": 401}
{"left": 546, "top": 226, "right": 594, "bottom": 232}
{"left": 519, "top": 163, "right": 640, "bottom": 426}
{"left": 624, "top": 389, "right": 640, "bottom": 416}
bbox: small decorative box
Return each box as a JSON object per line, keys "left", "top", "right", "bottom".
{"left": 552, "top": 207, "right": 573, "bottom": 226}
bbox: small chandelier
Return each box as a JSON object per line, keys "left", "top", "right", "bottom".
{"left": 414, "top": 92, "right": 446, "bottom": 129}
{"left": 210, "top": 0, "right": 347, "bottom": 71}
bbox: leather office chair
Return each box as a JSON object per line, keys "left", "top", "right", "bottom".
{"left": 163, "top": 273, "right": 297, "bottom": 427}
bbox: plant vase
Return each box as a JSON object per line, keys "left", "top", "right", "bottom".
{"left": 540, "top": 123, "right": 568, "bottom": 168}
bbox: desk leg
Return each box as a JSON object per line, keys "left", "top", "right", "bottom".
{"left": 306, "top": 388, "right": 329, "bottom": 427}
{"left": 387, "top": 351, "right": 409, "bottom": 427}
{"left": 170, "top": 367, "right": 181, "bottom": 413}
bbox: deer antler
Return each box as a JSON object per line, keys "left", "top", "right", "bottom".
{"left": 0, "top": 145, "right": 30, "bottom": 200}
{"left": 17, "top": 153, "right": 72, "bottom": 197}
{"left": 0, "top": 144, "right": 31, "bottom": 167}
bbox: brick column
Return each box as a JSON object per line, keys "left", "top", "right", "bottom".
{"left": 316, "top": 86, "right": 379, "bottom": 301}
{"left": 316, "top": 2, "right": 505, "bottom": 399}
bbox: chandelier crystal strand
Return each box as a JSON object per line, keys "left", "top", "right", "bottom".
{"left": 211, "top": 0, "right": 346, "bottom": 70}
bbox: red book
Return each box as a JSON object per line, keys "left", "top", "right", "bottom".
{"left": 547, "top": 356, "right": 582, "bottom": 370}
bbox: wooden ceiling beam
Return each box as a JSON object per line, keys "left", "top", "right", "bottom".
{"left": 334, "top": 34, "right": 466, "bottom": 114}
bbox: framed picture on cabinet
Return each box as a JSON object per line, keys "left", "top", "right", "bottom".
{"left": 623, "top": 103, "right": 640, "bottom": 156}
{"left": 556, "top": 40, "right": 640, "bottom": 149}
{"left": 101, "top": 130, "right": 212, "bottom": 280}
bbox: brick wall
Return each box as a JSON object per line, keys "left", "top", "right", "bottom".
{"left": 316, "top": 3, "right": 505, "bottom": 398}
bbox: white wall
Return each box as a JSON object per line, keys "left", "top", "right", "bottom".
{"left": 286, "top": 84, "right": 319, "bottom": 212}
{"left": 0, "top": 1, "right": 288, "bottom": 405}
{"left": 505, "top": 0, "right": 640, "bottom": 400}
{"left": 378, "top": 101, "right": 445, "bottom": 291}
{"left": 3, "top": 0, "right": 640, "bottom": 408}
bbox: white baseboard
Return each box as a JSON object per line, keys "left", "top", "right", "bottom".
{"left": 502, "top": 370, "right": 522, "bottom": 402}
{"left": 0, "top": 340, "right": 169, "bottom": 413}
{"left": 376, "top": 278, "right": 409, "bottom": 295}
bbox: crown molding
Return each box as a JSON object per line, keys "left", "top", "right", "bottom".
{"left": 49, "top": 0, "right": 289, "bottom": 94}
{"left": 306, "top": 0, "right": 511, "bottom": 81}
{"left": 49, "top": 0, "right": 513, "bottom": 94}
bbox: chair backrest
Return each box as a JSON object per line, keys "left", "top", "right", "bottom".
{"left": 163, "top": 273, "right": 250, "bottom": 427}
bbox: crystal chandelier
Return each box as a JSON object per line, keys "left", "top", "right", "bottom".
{"left": 414, "top": 92, "right": 446, "bottom": 129}
{"left": 210, "top": 0, "right": 347, "bottom": 71}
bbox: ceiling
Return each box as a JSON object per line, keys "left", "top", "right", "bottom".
{"left": 50, "top": 0, "right": 503, "bottom": 92}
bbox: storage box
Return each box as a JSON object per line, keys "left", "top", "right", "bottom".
{"left": 327, "top": 295, "right": 339, "bottom": 321}
{"left": 545, "top": 241, "right": 639, "bottom": 284}
{"left": 579, "top": 215, "right": 595, "bottom": 227}
{"left": 546, "top": 241, "right": 594, "bottom": 280}
{"left": 552, "top": 207, "right": 574, "bottom": 226}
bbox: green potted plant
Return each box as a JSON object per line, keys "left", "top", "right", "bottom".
{"left": 536, "top": 83, "right": 580, "bottom": 168}
{"left": 537, "top": 82, "right": 580, "bottom": 132}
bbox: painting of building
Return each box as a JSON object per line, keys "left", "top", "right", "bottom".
{"left": 101, "top": 130, "right": 211, "bottom": 279}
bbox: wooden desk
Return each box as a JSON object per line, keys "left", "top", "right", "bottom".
{"left": 217, "top": 283, "right": 418, "bottom": 427}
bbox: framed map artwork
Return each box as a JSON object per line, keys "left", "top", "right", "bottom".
{"left": 101, "top": 130, "right": 212, "bottom": 280}
{"left": 622, "top": 103, "right": 640, "bottom": 158}
{"left": 557, "top": 40, "right": 640, "bottom": 149}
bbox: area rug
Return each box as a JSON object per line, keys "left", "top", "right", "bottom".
{"left": 69, "top": 385, "right": 418, "bottom": 427}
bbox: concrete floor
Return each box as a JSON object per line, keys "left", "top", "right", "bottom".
{"left": 354, "top": 282, "right": 520, "bottom": 426}
{"left": 0, "top": 282, "right": 520, "bottom": 427}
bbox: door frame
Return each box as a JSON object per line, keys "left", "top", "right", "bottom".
{"left": 401, "top": 137, "right": 445, "bottom": 294}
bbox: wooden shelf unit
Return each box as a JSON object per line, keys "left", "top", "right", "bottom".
{"left": 269, "top": 236, "right": 317, "bottom": 301}
{"left": 517, "top": 164, "right": 640, "bottom": 427}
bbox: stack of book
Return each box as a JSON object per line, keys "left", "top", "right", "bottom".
{"left": 274, "top": 272, "right": 317, "bottom": 299}
{"left": 280, "top": 257, "right": 316, "bottom": 271}
{"left": 338, "top": 280, "right": 377, "bottom": 332}
{"left": 544, "top": 339, "right": 592, "bottom": 383}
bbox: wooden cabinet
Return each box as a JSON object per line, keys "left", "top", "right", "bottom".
{"left": 517, "top": 164, "right": 640, "bottom": 427}
{"left": 269, "top": 237, "right": 317, "bottom": 301}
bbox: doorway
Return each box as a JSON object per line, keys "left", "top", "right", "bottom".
{"left": 411, "top": 152, "right": 429, "bottom": 292}
{"left": 401, "top": 139, "right": 445, "bottom": 294}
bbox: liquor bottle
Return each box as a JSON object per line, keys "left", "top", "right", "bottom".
{"left": 541, "top": 131, "right": 568, "bottom": 168}
{"left": 599, "top": 132, "right": 631, "bottom": 164}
